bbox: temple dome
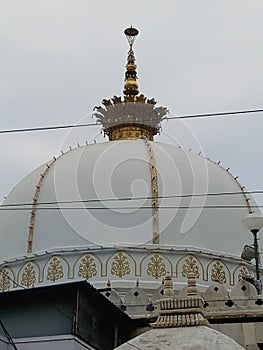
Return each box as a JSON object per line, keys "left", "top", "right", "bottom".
{"left": 0, "top": 139, "right": 258, "bottom": 261}
{"left": 115, "top": 326, "right": 245, "bottom": 349}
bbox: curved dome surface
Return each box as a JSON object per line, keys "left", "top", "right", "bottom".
{"left": 115, "top": 326, "right": 244, "bottom": 350}
{"left": 0, "top": 139, "right": 258, "bottom": 261}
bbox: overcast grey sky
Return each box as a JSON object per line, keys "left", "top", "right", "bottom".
{"left": 1, "top": 0, "right": 263, "bottom": 208}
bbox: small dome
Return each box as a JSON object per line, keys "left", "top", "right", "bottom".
{"left": 115, "top": 326, "right": 244, "bottom": 349}
{"left": 0, "top": 139, "right": 258, "bottom": 261}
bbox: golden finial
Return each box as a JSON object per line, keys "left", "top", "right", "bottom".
{"left": 93, "top": 26, "right": 168, "bottom": 141}
{"left": 123, "top": 26, "right": 139, "bottom": 98}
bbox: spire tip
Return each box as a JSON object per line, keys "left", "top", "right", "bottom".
{"left": 124, "top": 26, "right": 139, "bottom": 49}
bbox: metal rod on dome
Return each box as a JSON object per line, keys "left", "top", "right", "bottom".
{"left": 123, "top": 26, "right": 140, "bottom": 98}
{"left": 124, "top": 26, "right": 139, "bottom": 49}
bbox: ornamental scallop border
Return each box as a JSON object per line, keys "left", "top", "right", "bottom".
{"left": 0, "top": 252, "right": 257, "bottom": 292}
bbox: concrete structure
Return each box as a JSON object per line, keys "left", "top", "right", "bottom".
{"left": 0, "top": 282, "right": 132, "bottom": 350}
{"left": 116, "top": 274, "right": 245, "bottom": 349}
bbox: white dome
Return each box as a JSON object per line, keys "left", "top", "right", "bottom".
{"left": 0, "top": 139, "right": 258, "bottom": 261}
{"left": 115, "top": 326, "right": 245, "bottom": 349}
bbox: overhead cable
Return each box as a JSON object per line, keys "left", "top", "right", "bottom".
{"left": 0, "top": 205, "right": 262, "bottom": 211}
{"left": 0, "top": 108, "right": 263, "bottom": 135}
{"left": 0, "top": 320, "right": 18, "bottom": 350}
{"left": 1, "top": 190, "right": 263, "bottom": 208}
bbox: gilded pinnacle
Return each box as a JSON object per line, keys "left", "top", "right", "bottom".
{"left": 123, "top": 26, "right": 139, "bottom": 97}
{"left": 93, "top": 27, "right": 168, "bottom": 141}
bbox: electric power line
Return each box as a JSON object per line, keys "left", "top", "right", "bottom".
{"left": 0, "top": 205, "right": 262, "bottom": 211}
{"left": 0, "top": 320, "right": 18, "bottom": 350}
{"left": 1, "top": 108, "right": 263, "bottom": 135}
{"left": 1, "top": 190, "right": 262, "bottom": 209}
{"left": 166, "top": 108, "right": 263, "bottom": 120}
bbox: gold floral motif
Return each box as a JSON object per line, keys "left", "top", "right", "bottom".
{"left": 21, "top": 263, "right": 36, "bottom": 288}
{"left": 182, "top": 256, "right": 200, "bottom": 278}
{"left": 47, "top": 257, "right": 64, "bottom": 283}
{"left": 238, "top": 266, "right": 250, "bottom": 281}
{"left": 78, "top": 254, "right": 97, "bottom": 280}
{"left": 0, "top": 268, "right": 11, "bottom": 291}
{"left": 111, "top": 252, "right": 130, "bottom": 278}
{"left": 211, "top": 261, "right": 226, "bottom": 284}
{"left": 147, "top": 253, "right": 166, "bottom": 279}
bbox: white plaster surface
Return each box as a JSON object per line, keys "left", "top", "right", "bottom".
{"left": 115, "top": 326, "right": 245, "bottom": 349}
{"left": 0, "top": 140, "right": 259, "bottom": 261}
